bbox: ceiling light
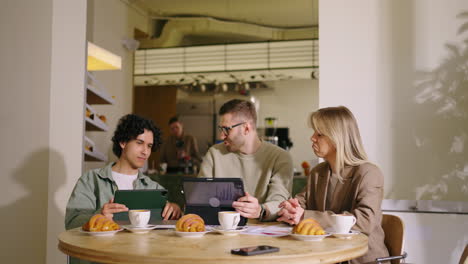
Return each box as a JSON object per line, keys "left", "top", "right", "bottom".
{"left": 87, "top": 42, "right": 121, "bottom": 71}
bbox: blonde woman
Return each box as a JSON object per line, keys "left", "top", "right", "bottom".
{"left": 277, "top": 106, "right": 389, "bottom": 264}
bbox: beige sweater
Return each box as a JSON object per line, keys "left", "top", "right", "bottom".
{"left": 198, "top": 141, "right": 293, "bottom": 221}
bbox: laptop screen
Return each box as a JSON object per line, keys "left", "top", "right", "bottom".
{"left": 183, "top": 178, "right": 244, "bottom": 207}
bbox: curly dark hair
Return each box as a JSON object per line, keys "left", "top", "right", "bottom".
{"left": 111, "top": 114, "right": 162, "bottom": 158}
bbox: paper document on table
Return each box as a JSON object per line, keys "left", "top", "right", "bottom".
{"left": 241, "top": 225, "right": 293, "bottom": 237}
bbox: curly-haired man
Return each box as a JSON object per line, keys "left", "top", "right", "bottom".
{"left": 65, "top": 114, "right": 181, "bottom": 230}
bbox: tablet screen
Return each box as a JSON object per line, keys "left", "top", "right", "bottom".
{"left": 114, "top": 189, "right": 167, "bottom": 209}
{"left": 113, "top": 190, "right": 167, "bottom": 223}
{"left": 183, "top": 179, "right": 244, "bottom": 206}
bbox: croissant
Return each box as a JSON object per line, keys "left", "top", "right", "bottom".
{"left": 293, "top": 218, "right": 326, "bottom": 235}
{"left": 176, "top": 214, "right": 205, "bottom": 232}
{"left": 82, "top": 214, "right": 120, "bottom": 232}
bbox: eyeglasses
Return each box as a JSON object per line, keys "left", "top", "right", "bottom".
{"left": 217, "top": 122, "right": 245, "bottom": 135}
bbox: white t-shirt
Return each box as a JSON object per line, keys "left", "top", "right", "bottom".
{"left": 112, "top": 171, "right": 138, "bottom": 190}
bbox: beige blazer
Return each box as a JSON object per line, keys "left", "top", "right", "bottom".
{"left": 296, "top": 162, "right": 389, "bottom": 264}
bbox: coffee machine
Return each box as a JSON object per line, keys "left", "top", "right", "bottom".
{"left": 264, "top": 127, "right": 293, "bottom": 150}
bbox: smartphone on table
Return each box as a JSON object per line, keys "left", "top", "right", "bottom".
{"left": 231, "top": 245, "right": 280, "bottom": 256}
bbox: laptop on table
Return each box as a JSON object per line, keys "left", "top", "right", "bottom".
{"left": 182, "top": 177, "right": 247, "bottom": 226}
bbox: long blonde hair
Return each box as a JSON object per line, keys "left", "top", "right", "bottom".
{"left": 310, "top": 106, "right": 368, "bottom": 177}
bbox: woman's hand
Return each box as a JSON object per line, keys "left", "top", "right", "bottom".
{"left": 101, "top": 198, "right": 128, "bottom": 219}
{"left": 276, "top": 198, "right": 304, "bottom": 225}
{"left": 162, "top": 202, "right": 182, "bottom": 220}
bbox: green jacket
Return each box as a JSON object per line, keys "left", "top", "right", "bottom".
{"left": 65, "top": 163, "right": 163, "bottom": 230}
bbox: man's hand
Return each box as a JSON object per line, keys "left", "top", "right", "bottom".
{"left": 232, "top": 192, "right": 261, "bottom": 219}
{"left": 162, "top": 202, "right": 182, "bottom": 220}
{"left": 276, "top": 198, "right": 304, "bottom": 225}
{"left": 101, "top": 198, "right": 128, "bottom": 219}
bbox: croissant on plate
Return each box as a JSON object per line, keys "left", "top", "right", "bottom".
{"left": 175, "top": 214, "right": 205, "bottom": 232}
{"left": 82, "top": 214, "right": 120, "bottom": 232}
{"left": 293, "top": 218, "right": 326, "bottom": 235}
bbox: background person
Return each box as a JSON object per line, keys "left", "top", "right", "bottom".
{"left": 160, "top": 116, "right": 202, "bottom": 174}
{"left": 277, "top": 106, "right": 389, "bottom": 264}
{"left": 198, "top": 99, "right": 293, "bottom": 221}
{"left": 65, "top": 114, "right": 182, "bottom": 231}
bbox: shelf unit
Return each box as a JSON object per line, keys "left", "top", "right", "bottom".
{"left": 85, "top": 116, "right": 108, "bottom": 131}
{"left": 83, "top": 42, "right": 120, "bottom": 163}
{"left": 83, "top": 74, "right": 113, "bottom": 162}
{"left": 84, "top": 136, "right": 108, "bottom": 162}
{"left": 87, "top": 84, "right": 115, "bottom": 105}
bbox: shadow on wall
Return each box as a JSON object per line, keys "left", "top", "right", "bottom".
{"left": 412, "top": 11, "right": 468, "bottom": 201}
{"left": 0, "top": 149, "right": 66, "bottom": 264}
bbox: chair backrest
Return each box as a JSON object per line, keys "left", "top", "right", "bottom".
{"left": 381, "top": 214, "right": 405, "bottom": 264}
{"left": 459, "top": 244, "right": 468, "bottom": 264}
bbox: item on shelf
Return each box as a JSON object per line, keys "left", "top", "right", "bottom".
{"left": 85, "top": 108, "right": 94, "bottom": 119}
{"left": 301, "top": 161, "right": 311, "bottom": 176}
{"left": 98, "top": 115, "right": 107, "bottom": 123}
{"left": 85, "top": 145, "right": 94, "bottom": 152}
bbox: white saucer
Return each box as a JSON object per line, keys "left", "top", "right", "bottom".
{"left": 122, "top": 225, "right": 157, "bottom": 234}
{"left": 330, "top": 230, "right": 360, "bottom": 239}
{"left": 174, "top": 227, "right": 212, "bottom": 238}
{"left": 213, "top": 226, "right": 247, "bottom": 236}
{"left": 80, "top": 228, "right": 123, "bottom": 237}
{"left": 290, "top": 232, "right": 331, "bottom": 241}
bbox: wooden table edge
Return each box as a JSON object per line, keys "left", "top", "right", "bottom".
{"left": 58, "top": 231, "right": 369, "bottom": 264}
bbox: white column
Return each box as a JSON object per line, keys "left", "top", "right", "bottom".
{"left": 47, "top": 0, "right": 87, "bottom": 263}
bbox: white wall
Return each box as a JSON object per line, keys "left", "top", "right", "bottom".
{"left": 0, "top": 1, "right": 87, "bottom": 264}
{"left": 377, "top": 0, "right": 468, "bottom": 202}
{"left": 321, "top": 0, "right": 468, "bottom": 202}
{"left": 47, "top": 1, "right": 87, "bottom": 263}
{"left": 0, "top": 1, "right": 52, "bottom": 262}
{"left": 320, "top": 0, "right": 468, "bottom": 262}
{"left": 85, "top": 0, "right": 151, "bottom": 172}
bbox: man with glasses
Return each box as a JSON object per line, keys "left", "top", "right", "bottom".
{"left": 198, "top": 99, "right": 293, "bottom": 221}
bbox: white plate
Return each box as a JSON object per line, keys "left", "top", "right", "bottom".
{"left": 80, "top": 228, "right": 123, "bottom": 237}
{"left": 122, "top": 225, "right": 157, "bottom": 234}
{"left": 290, "top": 232, "right": 331, "bottom": 241}
{"left": 174, "top": 227, "right": 212, "bottom": 238}
{"left": 330, "top": 230, "right": 360, "bottom": 239}
{"left": 213, "top": 226, "right": 248, "bottom": 236}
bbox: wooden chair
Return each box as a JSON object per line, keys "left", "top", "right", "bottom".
{"left": 459, "top": 244, "right": 468, "bottom": 264}
{"left": 375, "top": 214, "right": 407, "bottom": 264}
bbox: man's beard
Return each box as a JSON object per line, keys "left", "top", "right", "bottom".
{"left": 225, "top": 136, "right": 244, "bottom": 152}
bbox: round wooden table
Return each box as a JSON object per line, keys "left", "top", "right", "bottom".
{"left": 58, "top": 227, "right": 368, "bottom": 264}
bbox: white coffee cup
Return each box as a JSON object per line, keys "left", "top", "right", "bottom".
{"left": 332, "top": 214, "right": 357, "bottom": 234}
{"left": 218, "top": 211, "right": 240, "bottom": 230}
{"left": 129, "top": 210, "right": 151, "bottom": 227}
